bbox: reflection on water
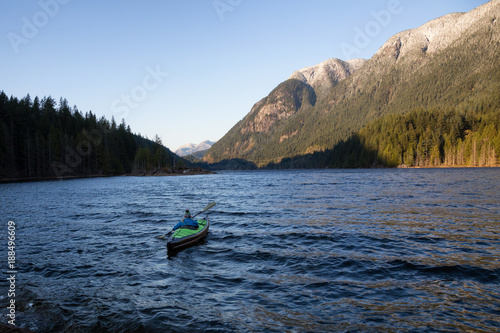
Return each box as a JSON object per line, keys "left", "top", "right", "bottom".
{"left": 0, "top": 168, "right": 499, "bottom": 332}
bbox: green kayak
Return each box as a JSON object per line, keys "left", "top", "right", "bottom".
{"left": 167, "top": 217, "right": 209, "bottom": 253}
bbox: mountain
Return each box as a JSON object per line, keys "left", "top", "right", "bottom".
{"left": 203, "top": 60, "right": 366, "bottom": 165}
{"left": 289, "top": 58, "right": 366, "bottom": 97}
{"left": 176, "top": 140, "right": 215, "bottom": 157}
{"left": 205, "top": 0, "right": 500, "bottom": 167}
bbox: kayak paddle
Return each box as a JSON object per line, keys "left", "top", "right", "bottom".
{"left": 156, "top": 230, "right": 173, "bottom": 239}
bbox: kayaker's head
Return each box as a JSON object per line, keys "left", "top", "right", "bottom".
{"left": 184, "top": 210, "right": 191, "bottom": 218}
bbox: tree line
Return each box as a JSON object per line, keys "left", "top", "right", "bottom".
{"left": 325, "top": 107, "right": 500, "bottom": 168}
{"left": 263, "top": 106, "right": 499, "bottom": 169}
{"left": 355, "top": 107, "right": 499, "bottom": 168}
{"left": 0, "top": 91, "right": 178, "bottom": 180}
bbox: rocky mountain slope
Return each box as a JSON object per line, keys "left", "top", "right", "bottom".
{"left": 205, "top": 0, "right": 499, "bottom": 167}
{"left": 289, "top": 58, "right": 366, "bottom": 97}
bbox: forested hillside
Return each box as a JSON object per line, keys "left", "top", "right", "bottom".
{"left": 330, "top": 107, "right": 500, "bottom": 168}
{"left": 0, "top": 91, "right": 180, "bottom": 181}
{"left": 263, "top": 106, "right": 500, "bottom": 169}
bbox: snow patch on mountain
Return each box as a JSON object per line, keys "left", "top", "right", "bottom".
{"left": 176, "top": 140, "right": 215, "bottom": 156}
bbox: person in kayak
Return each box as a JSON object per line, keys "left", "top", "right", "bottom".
{"left": 172, "top": 210, "right": 199, "bottom": 230}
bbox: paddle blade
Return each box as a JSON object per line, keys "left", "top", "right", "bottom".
{"left": 157, "top": 230, "right": 173, "bottom": 239}
{"left": 203, "top": 201, "right": 216, "bottom": 212}
{"left": 193, "top": 201, "right": 216, "bottom": 218}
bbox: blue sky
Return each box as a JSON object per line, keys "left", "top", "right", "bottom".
{"left": 0, "top": 0, "right": 490, "bottom": 151}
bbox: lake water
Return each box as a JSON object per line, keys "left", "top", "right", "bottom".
{"left": 1, "top": 169, "right": 499, "bottom": 332}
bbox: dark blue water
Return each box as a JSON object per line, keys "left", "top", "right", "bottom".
{"left": 1, "top": 169, "right": 499, "bottom": 332}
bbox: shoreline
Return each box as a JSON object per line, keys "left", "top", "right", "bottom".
{"left": 2, "top": 166, "right": 497, "bottom": 184}
{"left": 0, "top": 168, "right": 216, "bottom": 184}
{"left": 0, "top": 174, "right": 114, "bottom": 184}
{"left": 125, "top": 168, "right": 216, "bottom": 177}
{"left": 397, "top": 164, "right": 500, "bottom": 169}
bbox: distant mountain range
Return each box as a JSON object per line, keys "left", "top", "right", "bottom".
{"left": 175, "top": 140, "right": 215, "bottom": 157}
{"left": 204, "top": 0, "right": 500, "bottom": 167}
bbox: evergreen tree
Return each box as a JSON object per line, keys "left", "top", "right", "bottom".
{"left": 0, "top": 91, "right": 181, "bottom": 180}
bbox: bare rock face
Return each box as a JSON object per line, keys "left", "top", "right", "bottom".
{"left": 289, "top": 58, "right": 366, "bottom": 97}
{"left": 375, "top": 0, "right": 500, "bottom": 62}
{"left": 240, "top": 79, "right": 316, "bottom": 134}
